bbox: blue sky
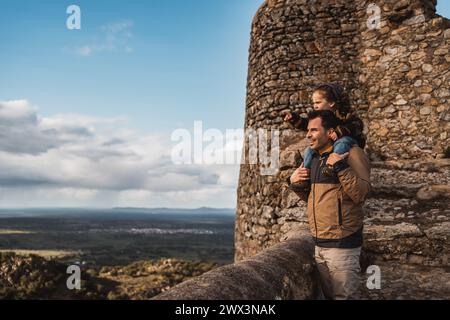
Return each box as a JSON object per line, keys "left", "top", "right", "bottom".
{"left": 437, "top": 1, "right": 450, "bottom": 17}
{"left": 0, "top": 0, "right": 263, "bottom": 209}
{"left": 0, "top": 1, "right": 449, "bottom": 209}
{"left": 0, "top": 0, "right": 263, "bottom": 134}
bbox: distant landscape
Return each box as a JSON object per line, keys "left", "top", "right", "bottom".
{"left": 0, "top": 208, "right": 235, "bottom": 299}
{"left": 0, "top": 207, "right": 235, "bottom": 266}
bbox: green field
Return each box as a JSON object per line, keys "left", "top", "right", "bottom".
{"left": 0, "top": 208, "right": 236, "bottom": 267}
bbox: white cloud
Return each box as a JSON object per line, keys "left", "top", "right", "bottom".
{"left": 75, "top": 46, "right": 92, "bottom": 57}
{"left": 69, "top": 20, "right": 135, "bottom": 57}
{"left": 0, "top": 100, "right": 37, "bottom": 122}
{"left": 0, "top": 100, "right": 240, "bottom": 208}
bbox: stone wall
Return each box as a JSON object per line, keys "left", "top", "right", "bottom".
{"left": 359, "top": 0, "right": 449, "bottom": 160}
{"left": 235, "top": 0, "right": 450, "bottom": 299}
{"left": 154, "top": 236, "right": 318, "bottom": 300}
{"left": 237, "top": 0, "right": 364, "bottom": 262}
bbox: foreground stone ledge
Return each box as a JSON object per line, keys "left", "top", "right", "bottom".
{"left": 371, "top": 159, "right": 450, "bottom": 172}
{"left": 153, "top": 236, "right": 318, "bottom": 300}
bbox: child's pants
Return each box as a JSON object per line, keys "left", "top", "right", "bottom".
{"left": 303, "top": 136, "right": 357, "bottom": 169}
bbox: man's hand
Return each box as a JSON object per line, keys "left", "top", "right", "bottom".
{"left": 326, "top": 152, "right": 349, "bottom": 166}
{"left": 290, "top": 163, "right": 310, "bottom": 184}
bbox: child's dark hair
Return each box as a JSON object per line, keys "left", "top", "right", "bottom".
{"left": 314, "top": 83, "right": 352, "bottom": 116}
{"left": 308, "top": 110, "right": 339, "bottom": 131}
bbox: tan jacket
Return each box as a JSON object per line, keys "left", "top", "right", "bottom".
{"left": 288, "top": 146, "right": 371, "bottom": 248}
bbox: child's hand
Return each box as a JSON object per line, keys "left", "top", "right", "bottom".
{"left": 283, "top": 112, "right": 293, "bottom": 122}
{"left": 330, "top": 131, "right": 338, "bottom": 142}
{"left": 326, "top": 152, "right": 349, "bottom": 167}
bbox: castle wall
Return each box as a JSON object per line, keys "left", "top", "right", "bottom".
{"left": 236, "top": 0, "right": 450, "bottom": 262}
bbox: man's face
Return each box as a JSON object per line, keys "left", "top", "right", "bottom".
{"left": 307, "top": 117, "right": 333, "bottom": 152}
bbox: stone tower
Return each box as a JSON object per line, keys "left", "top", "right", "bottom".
{"left": 235, "top": 0, "right": 450, "bottom": 279}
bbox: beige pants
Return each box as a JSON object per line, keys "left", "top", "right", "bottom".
{"left": 315, "top": 246, "right": 362, "bottom": 300}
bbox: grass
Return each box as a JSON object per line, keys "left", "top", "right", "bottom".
{"left": 0, "top": 250, "right": 80, "bottom": 258}
{"left": 0, "top": 230, "right": 34, "bottom": 235}
{"left": 0, "top": 212, "right": 235, "bottom": 266}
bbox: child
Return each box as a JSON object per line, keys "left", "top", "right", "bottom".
{"left": 283, "top": 83, "right": 366, "bottom": 177}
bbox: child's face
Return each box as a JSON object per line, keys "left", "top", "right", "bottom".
{"left": 312, "top": 91, "right": 335, "bottom": 111}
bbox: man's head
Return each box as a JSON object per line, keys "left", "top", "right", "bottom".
{"left": 307, "top": 110, "right": 339, "bottom": 153}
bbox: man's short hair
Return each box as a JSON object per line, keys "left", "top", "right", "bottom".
{"left": 308, "top": 110, "right": 339, "bottom": 130}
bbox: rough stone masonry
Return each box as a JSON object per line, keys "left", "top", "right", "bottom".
{"left": 235, "top": 0, "right": 450, "bottom": 299}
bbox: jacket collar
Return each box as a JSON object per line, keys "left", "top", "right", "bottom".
{"left": 319, "top": 145, "right": 333, "bottom": 157}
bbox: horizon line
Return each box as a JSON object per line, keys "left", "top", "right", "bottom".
{"left": 0, "top": 206, "right": 237, "bottom": 211}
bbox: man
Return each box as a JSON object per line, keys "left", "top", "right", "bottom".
{"left": 287, "top": 110, "right": 371, "bottom": 300}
